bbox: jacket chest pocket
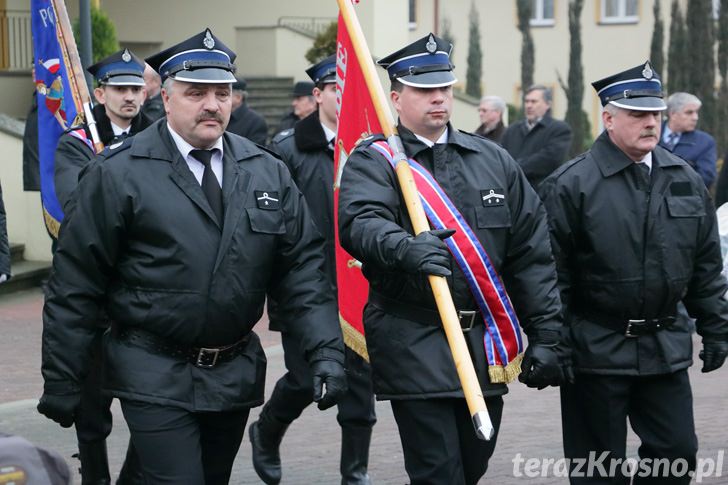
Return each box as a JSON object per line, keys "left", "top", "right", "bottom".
{"left": 475, "top": 205, "right": 512, "bottom": 229}
{"left": 246, "top": 207, "right": 285, "bottom": 235}
{"left": 665, "top": 196, "right": 704, "bottom": 248}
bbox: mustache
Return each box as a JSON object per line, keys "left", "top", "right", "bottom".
{"left": 640, "top": 129, "right": 658, "bottom": 138}
{"left": 196, "top": 111, "right": 223, "bottom": 123}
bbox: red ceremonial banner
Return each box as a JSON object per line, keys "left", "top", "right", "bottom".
{"left": 333, "top": 10, "right": 381, "bottom": 360}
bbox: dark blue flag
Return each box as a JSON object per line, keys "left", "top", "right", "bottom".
{"left": 31, "top": 0, "right": 82, "bottom": 237}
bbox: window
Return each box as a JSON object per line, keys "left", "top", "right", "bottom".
{"left": 530, "top": 0, "right": 555, "bottom": 27}
{"left": 409, "top": 0, "right": 417, "bottom": 30}
{"left": 600, "top": 0, "right": 639, "bottom": 24}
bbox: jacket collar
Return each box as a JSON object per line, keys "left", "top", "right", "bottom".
{"left": 294, "top": 110, "right": 330, "bottom": 152}
{"left": 398, "top": 122, "right": 480, "bottom": 157}
{"left": 591, "top": 131, "right": 683, "bottom": 178}
{"left": 91, "top": 103, "right": 149, "bottom": 145}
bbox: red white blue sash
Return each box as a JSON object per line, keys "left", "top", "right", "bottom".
{"left": 68, "top": 126, "right": 94, "bottom": 152}
{"left": 371, "top": 141, "right": 523, "bottom": 383}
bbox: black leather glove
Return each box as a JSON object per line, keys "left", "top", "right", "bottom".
{"left": 518, "top": 344, "right": 563, "bottom": 389}
{"left": 699, "top": 340, "right": 728, "bottom": 373}
{"left": 395, "top": 229, "right": 455, "bottom": 277}
{"left": 311, "top": 359, "right": 348, "bottom": 410}
{"left": 37, "top": 392, "right": 81, "bottom": 428}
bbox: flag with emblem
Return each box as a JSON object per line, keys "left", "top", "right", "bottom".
{"left": 333, "top": 5, "right": 381, "bottom": 360}
{"left": 31, "top": 0, "right": 101, "bottom": 237}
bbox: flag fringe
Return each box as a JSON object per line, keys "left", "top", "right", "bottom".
{"left": 488, "top": 352, "right": 523, "bottom": 384}
{"left": 340, "top": 316, "right": 369, "bottom": 362}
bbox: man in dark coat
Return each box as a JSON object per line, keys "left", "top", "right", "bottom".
{"left": 274, "top": 81, "right": 316, "bottom": 135}
{"left": 540, "top": 62, "right": 728, "bottom": 484}
{"left": 502, "top": 84, "right": 573, "bottom": 188}
{"left": 0, "top": 179, "right": 9, "bottom": 284}
{"left": 22, "top": 89, "right": 41, "bottom": 192}
{"left": 338, "top": 34, "right": 566, "bottom": 485}
{"left": 140, "top": 63, "right": 165, "bottom": 122}
{"left": 474, "top": 95, "right": 506, "bottom": 143}
{"left": 659, "top": 92, "right": 717, "bottom": 190}
{"left": 251, "top": 55, "right": 376, "bottom": 485}
{"left": 226, "top": 78, "right": 268, "bottom": 145}
{"left": 37, "top": 29, "right": 347, "bottom": 484}
{"left": 52, "top": 48, "right": 151, "bottom": 485}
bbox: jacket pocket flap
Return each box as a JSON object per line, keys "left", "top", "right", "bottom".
{"left": 246, "top": 208, "right": 285, "bottom": 234}
{"left": 666, "top": 196, "right": 705, "bottom": 218}
{"left": 475, "top": 205, "right": 512, "bottom": 228}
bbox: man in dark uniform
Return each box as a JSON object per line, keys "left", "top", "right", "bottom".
{"left": 274, "top": 81, "right": 316, "bottom": 135}
{"left": 338, "top": 34, "right": 566, "bottom": 485}
{"left": 501, "top": 84, "right": 573, "bottom": 188}
{"left": 540, "top": 62, "right": 728, "bottom": 484}
{"left": 37, "top": 29, "right": 347, "bottom": 484}
{"left": 52, "top": 48, "right": 150, "bottom": 485}
{"left": 251, "top": 55, "right": 376, "bottom": 485}
{"left": 226, "top": 77, "right": 268, "bottom": 145}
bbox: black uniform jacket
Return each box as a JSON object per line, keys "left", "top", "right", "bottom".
{"left": 501, "top": 113, "right": 573, "bottom": 188}
{"left": 540, "top": 132, "right": 728, "bottom": 375}
{"left": 226, "top": 103, "right": 268, "bottom": 146}
{"left": 42, "top": 120, "right": 344, "bottom": 411}
{"left": 54, "top": 104, "right": 152, "bottom": 212}
{"left": 338, "top": 124, "right": 563, "bottom": 399}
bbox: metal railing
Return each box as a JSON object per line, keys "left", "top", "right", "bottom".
{"left": 277, "top": 16, "right": 336, "bottom": 38}
{"left": 0, "top": 10, "right": 33, "bottom": 71}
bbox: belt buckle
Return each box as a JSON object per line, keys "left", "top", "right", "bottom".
{"left": 625, "top": 319, "right": 645, "bottom": 338}
{"left": 195, "top": 347, "right": 220, "bottom": 368}
{"left": 458, "top": 310, "right": 477, "bottom": 333}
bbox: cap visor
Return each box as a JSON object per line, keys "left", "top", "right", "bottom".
{"left": 103, "top": 75, "right": 145, "bottom": 87}
{"left": 398, "top": 71, "right": 457, "bottom": 88}
{"left": 171, "top": 68, "right": 237, "bottom": 84}
{"left": 609, "top": 97, "right": 666, "bottom": 111}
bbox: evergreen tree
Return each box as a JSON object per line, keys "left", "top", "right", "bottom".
{"left": 305, "top": 22, "right": 337, "bottom": 64}
{"left": 558, "top": 0, "right": 585, "bottom": 158}
{"left": 650, "top": 0, "right": 664, "bottom": 79}
{"left": 441, "top": 16, "right": 455, "bottom": 52}
{"left": 717, "top": 0, "right": 728, "bottom": 156}
{"left": 73, "top": 6, "right": 119, "bottom": 62}
{"left": 667, "top": 0, "right": 688, "bottom": 92}
{"left": 686, "top": 0, "right": 716, "bottom": 135}
{"left": 516, "top": 0, "right": 535, "bottom": 114}
{"left": 465, "top": 2, "right": 483, "bottom": 98}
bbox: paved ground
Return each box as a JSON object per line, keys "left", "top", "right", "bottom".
{"left": 1, "top": 287, "right": 726, "bottom": 484}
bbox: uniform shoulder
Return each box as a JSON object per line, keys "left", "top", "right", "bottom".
{"left": 271, "top": 128, "right": 295, "bottom": 145}
{"left": 547, "top": 152, "right": 590, "bottom": 181}
{"left": 352, "top": 133, "right": 387, "bottom": 152}
{"left": 97, "top": 137, "right": 134, "bottom": 162}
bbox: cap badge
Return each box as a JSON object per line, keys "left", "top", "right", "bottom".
{"left": 426, "top": 35, "right": 437, "bottom": 54}
{"left": 642, "top": 62, "right": 653, "bottom": 79}
{"left": 203, "top": 30, "right": 215, "bottom": 50}
{"left": 121, "top": 49, "right": 131, "bottom": 63}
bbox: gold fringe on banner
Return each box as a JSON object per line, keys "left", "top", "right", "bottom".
{"left": 488, "top": 352, "right": 523, "bottom": 384}
{"left": 340, "top": 315, "right": 369, "bottom": 362}
{"left": 43, "top": 207, "right": 61, "bottom": 239}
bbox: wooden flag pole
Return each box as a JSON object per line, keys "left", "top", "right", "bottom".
{"left": 51, "top": 0, "right": 104, "bottom": 153}
{"left": 336, "top": 0, "right": 494, "bottom": 440}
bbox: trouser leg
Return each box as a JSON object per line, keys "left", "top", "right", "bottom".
{"left": 121, "top": 399, "right": 248, "bottom": 485}
{"left": 561, "top": 374, "right": 630, "bottom": 485}
{"left": 337, "top": 348, "right": 376, "bottom": 484}
{"left": 250, "top": 332, "right": 311, "bottom": 484}
{"left": 391, "top": 397, "right": 502, "bottom": 485}
{"left": 116, "top": 440, "right": 145, "bottom": 485}
{"left": 75, "top": 328, "right": 113, "bottom": 485}
{"left": 629, "top": 370, "right": 697, "bottom": 485}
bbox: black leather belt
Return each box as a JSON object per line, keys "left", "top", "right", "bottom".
{"left": 579, "top": 311, "right": 676, "bottom": 338}
{"left": 116, "top": 327, "right": 250, "bottom": 368}
{"left": 369, "top": 292, "right": 479, "bottom": 332}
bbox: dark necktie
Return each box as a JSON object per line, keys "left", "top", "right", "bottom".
{"left": 634, "top": 162, "right": 651, "bottom": 190}
{"left": 665, "top": 132, "right": 679, "bottom": 150}
{"left": 112, "top": 131, "right": 128, "bottom": 144}
{"left": 190, "top": 149, "right": 223, "bottom": 223}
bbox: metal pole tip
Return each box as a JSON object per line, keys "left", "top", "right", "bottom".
{"left": 473, "top": 411, "right": 495, "bottom": 441}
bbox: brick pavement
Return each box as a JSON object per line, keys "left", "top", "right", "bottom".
{"left": 1, "top": 287, "right": 727, "bottom": 484}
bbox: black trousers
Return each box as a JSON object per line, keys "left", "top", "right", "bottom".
{"left": 75, "top": 328, "right": 113, "bottom": 444}
{"left": 390, "top": 396, "right": 504, "bottom": 485}
{"left": 262, "top": 332, "right": 376, "bottom": 429}
{"left": 561, "top": 370, "right": 698, "bottom": 485}
{"left": 121, "top": 400, "right": 249, "bottom": 484}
